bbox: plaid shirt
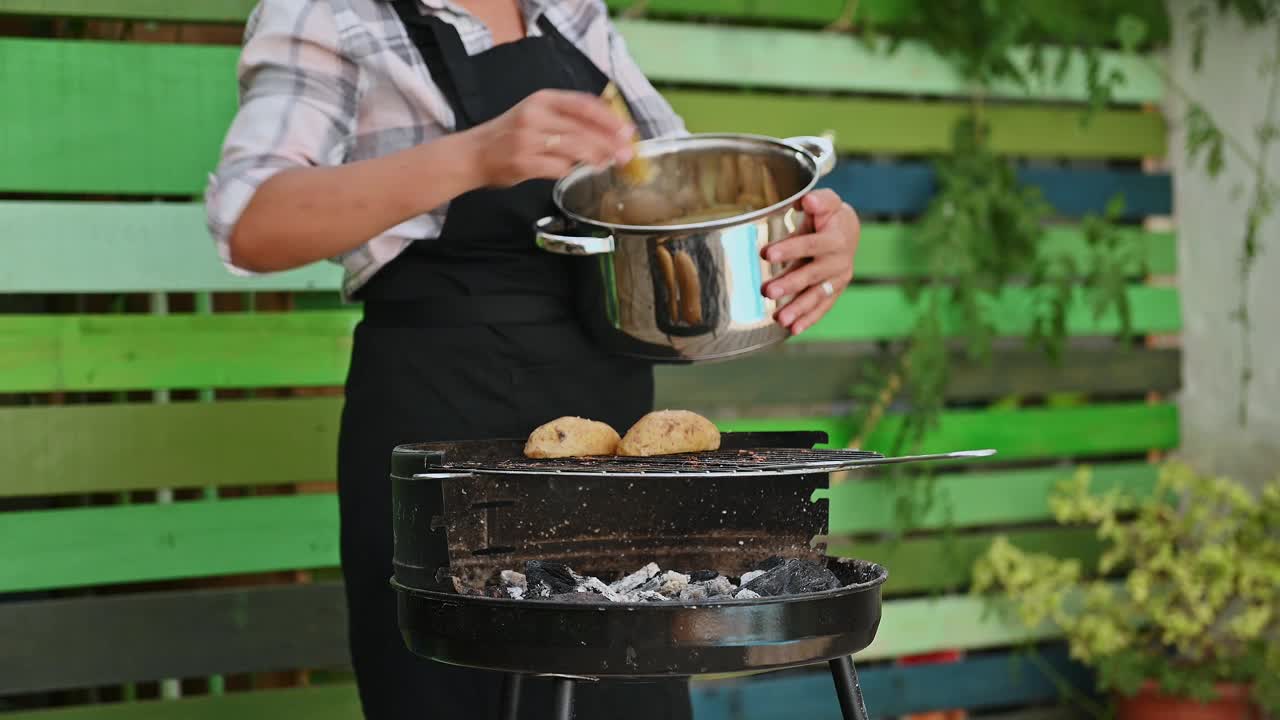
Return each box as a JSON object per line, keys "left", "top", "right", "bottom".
{"left": 205, "top": 0, "right": 686, "bottom": 298}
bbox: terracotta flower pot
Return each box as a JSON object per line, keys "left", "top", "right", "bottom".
{"left": 1116, "top": 680, "right": 1262, "bottom": 720}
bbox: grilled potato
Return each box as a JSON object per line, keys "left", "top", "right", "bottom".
{"left": 617, "top": 410, "right": 721, "bottom": 457}
{"left": 524, "top": 417, "right": 621, "bottom": 458}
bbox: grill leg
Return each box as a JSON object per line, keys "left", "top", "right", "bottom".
{"left": 552, "top": 677, "right": 576, "bottom": 720}
{"left": 830, "top": 655, "right": 871, "bottom": 720}
{"left": 500, "top": 674, "right": 522, "bottom": 720}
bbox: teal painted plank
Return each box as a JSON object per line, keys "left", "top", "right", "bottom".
{"left": 0, "top": 201, "right": 1176, "bottom": 292}
{"left": 0, "top": 495, "right": 339, "bottom": 594}
{"left": 0, "top": 685, "right": 362, "bottom": 720}
{"left": 0, "top": 202, "right": 344, "bottom": 292}
{"left": 720, "top": 402, "right": 1179, "bottom": 457}
{"left": 0, "top": 202, "right": 1177, "bottom": 291}
{"left": 818, "top": 462, "right": 1158, "bottom": 534}
{"left": 0, "top": 284, "right": 1177, "bottom": 393}
{"left": 616, "top": 19, "right": 1163, "bottom": 104}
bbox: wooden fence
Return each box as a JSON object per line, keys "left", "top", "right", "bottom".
{"left": 0, "top": 1, "right": 1178, "bottom": 718}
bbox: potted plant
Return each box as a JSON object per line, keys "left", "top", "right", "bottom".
{"left": 972, "top": 461, "right": 1280, "bottom": 719}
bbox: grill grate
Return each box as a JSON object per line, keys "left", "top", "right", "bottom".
{"left": 439, "top": 448, "right": 885, "bottom": 478}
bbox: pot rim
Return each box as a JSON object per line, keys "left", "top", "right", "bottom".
{"left": 551, "top": 132, "right": 825, "bottom": 234}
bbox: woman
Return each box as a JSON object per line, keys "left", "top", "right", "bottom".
{"left": 206, "top": 0, "right": 860, "bottom": 718}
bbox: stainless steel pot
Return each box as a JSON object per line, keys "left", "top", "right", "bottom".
{"left": 534, "top": 133, "right": 837, "bottom": 363}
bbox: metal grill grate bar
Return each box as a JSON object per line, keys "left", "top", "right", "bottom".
{"left": 440, "top": 448, "right": 885, "bottom": 477}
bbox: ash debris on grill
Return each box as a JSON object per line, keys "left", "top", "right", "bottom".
{"left": 484, "top": 557, "right": 855, "bottom": 604}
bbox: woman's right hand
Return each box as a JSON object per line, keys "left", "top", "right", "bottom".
{"left": 466, "top": 89, "right": 637, "bottom": 188}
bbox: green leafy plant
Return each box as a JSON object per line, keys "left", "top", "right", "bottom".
{"left": 972, "top": 463, "right": 1280, "bottom": 715}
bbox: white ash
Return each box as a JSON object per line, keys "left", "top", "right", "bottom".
{"left": 491, "top": 558, "right": 846, "bottom": 604}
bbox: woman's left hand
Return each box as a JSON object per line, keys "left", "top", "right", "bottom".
{"left": 760, "top": 189, "right": 861, "bottom": 336}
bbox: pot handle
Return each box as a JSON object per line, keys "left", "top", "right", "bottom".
{"left": 784, "top": 135, "right": 836, "bottom": 178}
{"left": 534, "top": 215, "right": 616, "bottom": 256}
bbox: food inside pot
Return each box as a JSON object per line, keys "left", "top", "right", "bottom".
{"left": 593, "top": 147, "right": 789, "bottom": 226}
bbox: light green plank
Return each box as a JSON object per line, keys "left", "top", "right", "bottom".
{"left": 0, "top": 495, "right": 339, "bottom": 594}
{"left": 862, "top": 592, "right": 1057, "bottom": 661}
{"left": 0, "top": 400, "right": 1176, "bottom": 497}
{"left": 0, "top": 285, "right": 1179, "bottom": 393}
{"left": 666, "top": 90, "right": 1167, "bottom": 158}
{"left": 616, "top": 19, "right": 1163, "bottom": 104}
{"left": 0, "top": 685, "right": 361, "bottom": 720}
{"left": 0, "top": 201, "right": 1176, "bottom": 292}
{"left": 721, "top": 402, "right": 1180, "bottom": 456}
{"left": 0, "top": 0, "right": 258, "bottom": 21}
{"left": 0, "top": 202, "right": 343, "bottom": 293}
{"left": 820, "top": 462, "right": 1158, "bottom": 534}
{"left": 0, "top": 37, "right": 1163, "bottom": 195}
{"left": 833, "top": 526, "right": 1102, "bottom": 596}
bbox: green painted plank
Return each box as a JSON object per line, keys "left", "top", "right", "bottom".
{"left": 721, "top": 402, "right": 1180, "bottom": 457}
{"left": 0, "top": 494, "right": 1094, "bottom": 596}
{"left": 802, "top": 285, "right": 1180, "bottom": 343}
{"left": 0, "top": 285, "right": 1179, "bottom": 393}
{"left": 0, "top": 38, "right": 238, "bottom": 195}
{"left": 0, "top": 400, "right": 1174, "bottom": 498}
{"left": 0, "top": 201, "right": 1176, "bottom": 292}
{"left": 667, "top": 90, "right": 1167, "bottom": 158}
{"left": 0, "top": 495, "right": 339, "bottom": 593}
{"left": 0, "top": 0, "right": 258, "bottom": 22}
{"left": 615, "top": 19, "right": 1163, "bottom": 104}
{"left": 0, "top": 398, "right": 341, "bottom": 498}
{"left": 0, "top": 37, "right": 1163, "bottom": 195}
{"left": 819, "top": 462, "right": 1158, "bottom": 534}
{"left": 0, "top": 685, "right": 362, "bottom": 720}
{"left": 833, "top": 527, "right": 1103, "bottom": 596}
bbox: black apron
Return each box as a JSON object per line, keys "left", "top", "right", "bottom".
{"left": 336, "top": 3, "right": 688, "bottom": 718}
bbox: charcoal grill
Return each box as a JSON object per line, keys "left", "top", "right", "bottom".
{"left": 390, "top": 432, "right": 995, "bottom": 719}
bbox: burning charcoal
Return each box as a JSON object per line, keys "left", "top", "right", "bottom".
{"left": 525, "top": 561, "right": 577, "bottom": 595}
{"left": 656, "top": 571, "right": 691, "bottom": 597}
{"left": 743, "top": 559, "right": 841, "bottom": 597}
{"left": 500, "top": 570, "right": 527, "bottom": 590}
{"left": 703, "top": 576, "right": 736, "bottom": 597}
{"left": 734, "top": 589, "right": 761, "bottom": 600}
{"left": 609, "top": 562, "right": 660, "bottom": 594}
{"left": 545, "top": 592, "right": 606, "bottom": 604}
{"left": 739, "top": 570, "right": 766, "bottom": 586}
{"left": 757, "top": 556, "right": 786, "bottom": 571}
{"left": 582, "top": 577, "right": 626, "bottom": 602}
{"left": 507, "top": 586, "right": 526, "bottom": 600}
{"left": 687, "top": 570, "right": 719, "bottom": 583}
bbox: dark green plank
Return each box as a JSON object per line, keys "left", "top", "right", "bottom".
{"left": 0, "top": 398, "right": 341, "bottom": 498}
{"left": 0, "top": 583, "right": 349, "bottom": 694}
{"left": 721, "top": 402, "right": 1179, "bottom": 455}
{"left": 820, "top": 462, "right": 1159, "bottom": 534}
{"left": 0, "top": 686, "right": 361, "bottom": 720}
{"left": 833, "top": 527, "right": 1103, "bottom": 596}
{"left": 0, "top": 286, "right": 1179, "bottom": 393}
{"left": 656, "top": 346, "right": 1182, "bottom": 409}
